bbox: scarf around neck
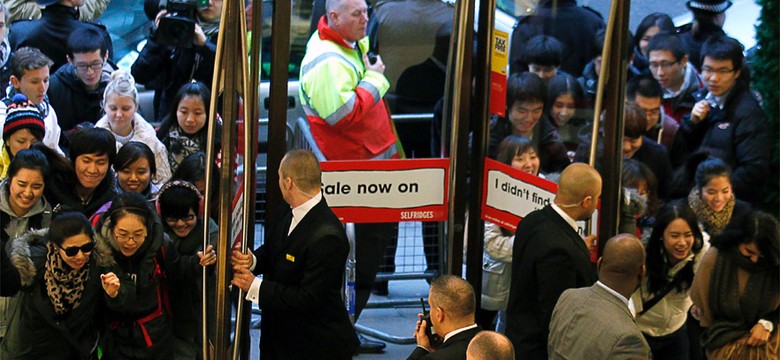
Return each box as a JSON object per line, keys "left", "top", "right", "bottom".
{"left": 44, "top": 242, "right": 90, "bottom": 316}
{"left": 167, "top": 124, "right": 204, "bottom": 172}
{"left": 688, "top": 188, "right": 735, "bottom": 236}
{"left": 703, "top": 246, "right": 780, "bottom": 349}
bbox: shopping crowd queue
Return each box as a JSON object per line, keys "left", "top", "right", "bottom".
{"left": 0, "top": 0, "right": 777, "bottom": 359}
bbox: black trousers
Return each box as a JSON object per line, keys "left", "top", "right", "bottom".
{"left": 354, "top": 222, "right": 396, "bottom": 320}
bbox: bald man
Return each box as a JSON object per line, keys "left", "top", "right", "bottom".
{"left": 231, "top": 149, "right": 359, "bottom": 358}
{"left": 548, "top": 234, "right": 650, "bottom": 360}
{"left": 505, "top": 163, "right": 601, "bottom": 360}
{"left": 466, "top": 331, "right": 515, "bottom": 360}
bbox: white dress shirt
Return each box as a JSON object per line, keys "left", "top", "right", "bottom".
{"left": 244, "top": 193, "right": 322, "bottom": 303}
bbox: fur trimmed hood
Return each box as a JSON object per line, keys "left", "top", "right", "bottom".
{"left": 8, "top": 228, "right": 113, "bottom": 286}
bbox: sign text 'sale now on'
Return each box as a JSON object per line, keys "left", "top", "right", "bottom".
{"left": 320, "top": 159, "right": 450, "bottom": 223}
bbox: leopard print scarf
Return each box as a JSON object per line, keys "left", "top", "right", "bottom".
{"left": 688, "top": 188, "right": 735, "bottom": 236}
{"left": 44, "top": 242, "right": 90, "bottom": 315}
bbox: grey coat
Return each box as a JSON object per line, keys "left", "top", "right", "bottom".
{"left": 548, "top": 284, "right": 651, "bottom": 360}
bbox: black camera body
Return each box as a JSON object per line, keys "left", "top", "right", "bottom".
{"left": 145, "top": 0, "right": 208, "bottom": 47}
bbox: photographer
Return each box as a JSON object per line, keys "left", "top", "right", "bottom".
{"left": 131, "top": 0, "right": 222, "bottom": 122}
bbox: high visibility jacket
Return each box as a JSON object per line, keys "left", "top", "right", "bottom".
{"left": 299, "top": 16, "right": 398, "bottom": 160}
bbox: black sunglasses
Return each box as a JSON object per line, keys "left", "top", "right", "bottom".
{"left": 60, "top": 242, "right": 95, "bottom": 257}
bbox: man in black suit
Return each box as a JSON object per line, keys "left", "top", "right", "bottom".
{"left": 231, "top": 149, "right": 359, "bottom": 359}
{"left": 409, "top": 275, "right": 480, "bottom": 360}
{"left": 505, "top": 163, "right": 601, "bottom": 360}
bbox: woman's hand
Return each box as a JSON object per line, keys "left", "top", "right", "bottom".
{"left": 100, "top": 273, "right": 120, "bottom": 298}
{"left": 747, "top": 323, "right": 771, "bottom": 346}
{"left": 198, "top": 245, "right": 217, "bottom": 267}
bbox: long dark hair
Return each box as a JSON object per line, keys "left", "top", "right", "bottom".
{"left": 711, "top": 211, "right": 780, "bottom": 267}
{"left": 633, "top": 13, "right": 675, "bottom": 54}
{"left": 114, "top": 142, "right": 157, "bottom": 178}
{"left": 622, "top": 158, "right": 659, "bottom": 216}
{"left": 49, "top": 211, "right": 94, "bottom": 247}
{"left": 157, "top": 81, "right": 211, "bottom": 139}
{"left": 670, "top": 152, "right": 732, "bottom": 199}
{"left": 7, "top": 148, "right": 50, "bottom": 181}
{"left": 645, "top": 202, "right": 704, "bottom": 294}
{"left": 106, "top": 192, "right": 156, "bottom": 242}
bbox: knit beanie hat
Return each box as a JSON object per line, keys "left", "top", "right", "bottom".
{"left": 3, "top": 94, "right": 46, "bottom": 142}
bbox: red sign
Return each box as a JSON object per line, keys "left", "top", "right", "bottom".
{"left": 480, "top": 158, "right": 599, "bottom": 236}
{"left": 320, "top": 159, "right": 450, "bottom": 223}
{"left": 480, "top": 158, "right": 558, "bottom": 232}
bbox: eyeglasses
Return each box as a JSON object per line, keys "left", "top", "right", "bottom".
{"left": 165, "top": 214, "right": 197, "bottom": 223}
{"left": 74, "top": 61, "right": 103, "bottom": 73}
{"left": 701, "top": 66, "right": 735, "bottom": 75}
{"left": 114, "top": 232, "right": 147, "bottom": 243}
{"left": 648, "top": 61, "right": 680, "bottom": 71}
{"left": 60, "top": 242, "right": 95, "bottom": 257}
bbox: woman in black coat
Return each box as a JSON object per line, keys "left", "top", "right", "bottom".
{"left": 1, "top": 212, "right": 116, "bottom": 359}
{"left": 94, "top": 192, "right": 215, "bottom": 359}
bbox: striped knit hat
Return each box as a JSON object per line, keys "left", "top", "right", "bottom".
{"left": 3, "top": 94, "right": 45, "bottom": 142}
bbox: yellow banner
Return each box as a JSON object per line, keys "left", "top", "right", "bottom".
{"left": 491, "top": 29, "right": 509, "bottom": 74}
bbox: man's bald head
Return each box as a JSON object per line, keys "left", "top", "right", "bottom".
{"left": 598, "top": 234, "right": 645, "bottom": 293}
{"left": 555, "top": 163, "right": 602, "bottom": 220}
{"left": 466, "top": 331, "right": 515, "bottom": 360}
{"left": 280, "top": 149, "right": 322, "bottom": 192}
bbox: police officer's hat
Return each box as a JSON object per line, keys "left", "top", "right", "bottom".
{"left": 36, "top": 0, "right": 61, "bottom": 6}
{"left": 686, "top": 0, "right": 733, "bottom": 13}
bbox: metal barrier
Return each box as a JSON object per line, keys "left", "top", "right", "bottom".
{"left": 289, "top": 115, "right": 445, "bottom": 344}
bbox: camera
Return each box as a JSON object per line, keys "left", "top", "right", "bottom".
{"left": 144, "top": 0, "right": 209, "bottom": 47}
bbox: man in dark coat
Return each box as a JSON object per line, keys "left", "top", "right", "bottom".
{"left": 681, "top": 35, "right": 769, "bottom": 206}
{"left": 621, "top": 102, "right": 674, "bottom": 200}
{"left": 627, "top": 74, "right": 689, "bottom": 170}
{"left": 505, "top": 163, "right": 600, "bottom": 360}
{"left": 409, "top": 275, "right": 480, "bottom": 360}
{"left": 130, "top": 0, "right": 221, "bottom": 122}
{"left": 47, "top": 27, "right": 114, "bottom": 151}
{"left": 8, "top": 0, "right": 112, "bottom": 74}
{"left": 231, "top": 149, "right": 359, "bottom": 359}
{"left": 510, "top": 0, "right": 605, "bottom": 77}
{"left": 488, "top": 72, "right": 570, "bottom": 174}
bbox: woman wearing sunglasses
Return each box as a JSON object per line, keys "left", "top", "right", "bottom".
{"left": 93, "top": 191, "right": 216, "bottom": 359}
{"left": 0, "top": 211, "right": 119, "bottom": 359}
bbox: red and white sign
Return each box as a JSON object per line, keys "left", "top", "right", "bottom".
{"left": 320, "top": 159, "right": 450, "bottom": 223}
{"left": 481, "top": 159, "right": 598, "bottom": 237}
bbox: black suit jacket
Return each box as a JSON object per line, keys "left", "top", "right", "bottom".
{"left": 252, "top": 198, "right": 358, "bottom": 359}
{"left": 505, "top": 205, "right": 597, "bottom": 360}
{"left": 407, "top": 326, "right": 481, "bottom": 360}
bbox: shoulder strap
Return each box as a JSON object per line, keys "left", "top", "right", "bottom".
{"left": 639, "top": 265, "right": 689, "bottom": 316}
{"left": 0, "top": 211, "right": 10, "bottom": 245}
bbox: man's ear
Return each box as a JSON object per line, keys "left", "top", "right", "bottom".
{"left": 67, "top": 55, "right": 73, "bottom": 64}
{"left": 103, "top": 51, "right": 109, "bottom": 62}
{"left": 680, "top": 55, "right": 688, "bottom": 69}
{"left": 581, "top": 195, "right": 592, "bottom": 210}
{"left": 9, "top": 75, "right": 19, "bottom": 89}
{"left": 435, "top": 306, "right": 445, "bottom": 323}
{"left": 596, "top": 257, "right": 603, "bottom": 273}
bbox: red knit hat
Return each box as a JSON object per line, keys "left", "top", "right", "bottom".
{"left": 3, "top": 94, "right": 46, "bottom": 142}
